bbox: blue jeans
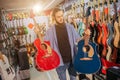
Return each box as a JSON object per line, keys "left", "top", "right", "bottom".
{"left": 56, "top": 62, "right": 77, "bottom": 80}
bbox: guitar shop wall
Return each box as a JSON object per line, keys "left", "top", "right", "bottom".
{"left": 63, "top": 0, "right": 120, "bottom": 79}
{"left": 0, "top": 9, "right": 49, "bottom": 68}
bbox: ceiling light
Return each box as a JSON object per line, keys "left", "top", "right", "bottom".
{"left": 33, "top": 4, "right": 42, "bottom": 13}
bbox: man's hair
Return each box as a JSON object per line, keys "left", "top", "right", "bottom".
{"left": 51, "top": 7, "right": 63, "bottom": 17}
{"left": 50, "top": 7, "right": 63, "bottom": 24}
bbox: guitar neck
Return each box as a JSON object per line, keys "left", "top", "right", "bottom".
{"left": 84, "top": 34, "right": 90, "bottom": 45}
{"left": 32, "top": 18, "right": 44, "bottom": 43}
{"left": 37, "top": 34, "right": 44, "bottom": 43}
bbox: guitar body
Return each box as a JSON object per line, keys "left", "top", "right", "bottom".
{"left": 0, "top": 55, "right": 15, "bottom": 80}
{"left": 111, "top": 47, "right": 118, "bottom": 62}
{"left": 106, "top": 45, "right": 112, "bottom": 61}
{"left": 113, "top": 21, "right": 120, "bottom": 48}
{"left": 34, "top": 38, "right": 60, "bottom": 71}
{"left": 97, "top": 23, "right": 104, "bottom": 56}
{"left": 107, "top": 23, "right": 114, "bottom": 46}
{"left": 104, "top": 5, "right": 108, "bottom": 20}
{"left": 73, "top": 40, "right": 101, "bottom": 74}
{"left": 102, "top": 23, "right": 108, "bottom": 47}
{"left": 101, "top": 58, "right": 120, "bottom": 74}
{"left": 97, "top": 24, "right": 103, "bottom": 44}
{"left": 106, "top": 23, "right": 114, "bottom": 61}
{"left": 95, "top": 8, "right": 100, "bottom": 22}
{"left": 101, "top": 23, "right": 108, "bottom": 57}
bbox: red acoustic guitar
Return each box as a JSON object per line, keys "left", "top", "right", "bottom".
{"left": 34, "top": 39, "right": 60, "bottom": 71}
{"left": 30, "top": 12, "right": 60, "bottom": 71}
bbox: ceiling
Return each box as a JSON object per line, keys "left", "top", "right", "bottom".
{"left": 0, "top": 0, "right": 64, "bottom": 11}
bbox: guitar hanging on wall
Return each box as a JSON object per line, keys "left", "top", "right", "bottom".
{"left": 0, "top": 52, "right": 15, "bottom": 80}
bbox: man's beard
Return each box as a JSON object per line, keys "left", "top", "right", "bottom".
{"left": 55, "top": 19, "right": 65, "bottom": 26}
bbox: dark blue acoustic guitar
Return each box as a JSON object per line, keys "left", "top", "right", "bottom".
{"left": 73, "top": 35, "right": 101, "bottom": 74}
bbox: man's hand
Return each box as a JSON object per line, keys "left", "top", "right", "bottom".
{"left": 84, "top": 29, "right": 91, "bottom": 36}
{"left": 77, "top": 29, "right": 91, "bottom": 43}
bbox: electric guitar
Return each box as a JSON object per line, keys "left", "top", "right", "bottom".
{"left": 0, "top": 54, "right": 15, "bottom": 80}
{"left": 97, "top": 23, "right": 103, "bottom": 44}
{"left": 104, "top": 1, "right": 109, "bottom": 21}
{"left": 106, "top": 21, "right": 114, "bottom": 61}
{"left": 21, "top": 13, "right": 28, "bottom": 35}
{"left": 111, "top": 16, "right": 119, "bottom": 62}
{"left": 29, "top": 34, "right": 36, "bottom": 56}
{"left": 30, "top": 12, "right": 60, "bottom": 71}
{"left": 73, "top": 35, "right": 101, "bottom": 74}
{"left": 113, "top": 20, "right": 120, "bottom": 48}
{"left": 106, "top": 0, "right": 114, "bottom": 61}
{"left": 95, "top": 0, "right": 100, "bottom": 22}
{"left": 101, "top": 57, "right": 120, "bottom": 74}
{"left": 101, "top": 21, "right": 108, "bottom": 58}
{"left": 78, "top": 21, "right": 86, "bottom": 37}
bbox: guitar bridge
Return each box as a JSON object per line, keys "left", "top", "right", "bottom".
{"left": 80, "top": 57, "right": 93, "bottom": 60}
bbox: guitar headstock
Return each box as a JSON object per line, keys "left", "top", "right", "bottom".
{"left": 24, "top": 12, "right": 29, "bottom": 19}
{"left": 110, "top": 0, "right": 113, "bottom": 4}
{"left": 29, "top": 10, "right": 46, "bottom": 42}
{"left": 81, "top": 0, "right": 84, "bottom": 7}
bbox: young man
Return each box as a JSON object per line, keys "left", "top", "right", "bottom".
{"left": 34, "top": 7, "right": 90, "bottom": 80}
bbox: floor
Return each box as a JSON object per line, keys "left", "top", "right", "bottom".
{"left": 30, "top": 67, "right": 59, "bottom": 80}
{"left": 16, "top": 58, "right": 92, "bottom": 80}
{"left": 30, "top": 59, "right": 92, "bottom": 80}
{"left": 29, "top": 66, "right": 92, "bottom": 80}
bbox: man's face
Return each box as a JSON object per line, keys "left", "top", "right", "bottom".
{"left": 55, "top": 10, "right": 64, "bottom": 24}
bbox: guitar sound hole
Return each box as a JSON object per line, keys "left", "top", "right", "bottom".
{"left": 41, "top": 43, "right": 47, "bottom": 50}
{"left": 83, "top": 45, "right": 90, "bottom": 53}
{"left": 81, "top": 45, "right": 93, "bottom": 60}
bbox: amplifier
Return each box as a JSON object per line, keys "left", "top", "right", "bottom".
{"left": 106, "top": 66, "right": 120, "bottom": 80}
